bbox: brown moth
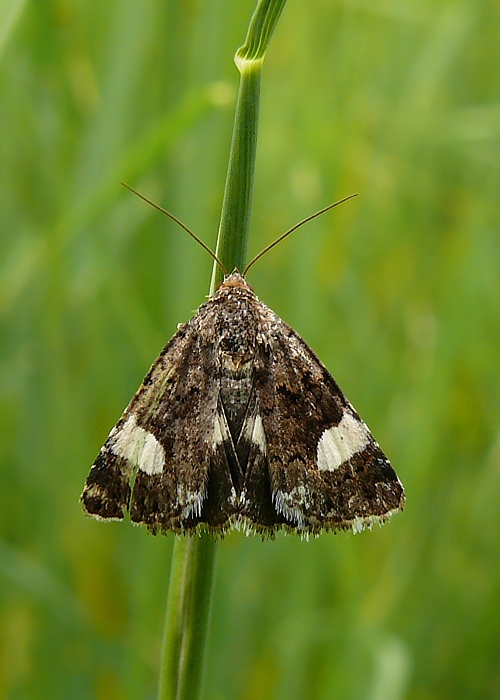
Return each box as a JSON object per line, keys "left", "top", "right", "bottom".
{"left": 81, "top": 191, "right": 404, "bottom": 537}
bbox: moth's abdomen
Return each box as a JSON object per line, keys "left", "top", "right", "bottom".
{"left": 220, "top": 366, "right": 253, "bottom": 430}
{"left": 215, "top": 291, "right": 260, "bottom": 441}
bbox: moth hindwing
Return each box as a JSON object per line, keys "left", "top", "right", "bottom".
{"left": 81, "top": 271, "right": 404, "bottom": 538}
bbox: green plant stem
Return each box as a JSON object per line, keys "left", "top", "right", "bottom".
{"left": 211, "top": 65, "right": 260, "bottom": 287}
{"left": 158, "top": 536, "right": 217, "bottom": 700}
{"left": 158, "top": 2, "right": 287, "bottom": 699}
{"left": 211, "top": 0, "right": 287, "bottom": 292}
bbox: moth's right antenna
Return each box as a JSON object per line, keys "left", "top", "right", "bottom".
{"left": 243, "top": 193, "right": 358, "bottom": 276}
{"left": 122, "top": 182, "right": 227, "bottom": 276}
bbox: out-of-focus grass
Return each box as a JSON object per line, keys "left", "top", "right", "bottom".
{"left": 1, "top": 1, "right": 499, "bottom": 698}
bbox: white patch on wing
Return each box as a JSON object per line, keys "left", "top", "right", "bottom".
{"left": 177, "top": 484, "right": 206, "bottom": 519}
{"left": 317, "top": 413, "right": 370, "bottom": 471}
{"left": 140, "top": 433, "right": 165, "bottom": 475}
{"left": 212, "top": 412, "right": 225, "bottom": 449}
{"left": 251, "top": 413, "right": 267, "bottom": 453}
{"left": 273, "top": 486, "right": 308, "bottom": 528}
{"left": 240, "top": 411, "right": 267, "bottom": 454}
{"left": 110, "top": 414, "right": 165, "bottom": 475}
{"left": 351, "top": 515, "right": 381, "bottom": 534}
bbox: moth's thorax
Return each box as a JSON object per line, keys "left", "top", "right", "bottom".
{"left": 212, "top": 273, "right": 260, "bottom": 360}
{"left": 209, "top": 273, "right": 261, "bottom": 457}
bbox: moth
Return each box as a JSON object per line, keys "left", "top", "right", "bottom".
{"left": 81, "top": 189, "right": 405, "bottom": 538}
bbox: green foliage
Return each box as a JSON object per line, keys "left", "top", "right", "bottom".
{"left": 1, "top": 1, "right": 499, "bottom": 698}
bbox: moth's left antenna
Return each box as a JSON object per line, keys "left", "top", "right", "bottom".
{"left": 121, "top": 182, "right": 227, "bottom": 276}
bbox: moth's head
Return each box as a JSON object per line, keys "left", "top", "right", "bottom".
{"left": 218, "top": 270, "right": 254, "bottom": 293}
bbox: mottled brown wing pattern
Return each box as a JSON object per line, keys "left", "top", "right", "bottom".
{"left": 252, "top": 304, "right": 404, "bottom": 534}
{"left": 82, "top": 271, "right": 404, "bottom": 538}
{"left": 81, "top": 312, "right": 221, "bottom": 533}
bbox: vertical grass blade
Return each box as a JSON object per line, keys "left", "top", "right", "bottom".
{"left": 211, "top": 0, "right": 288, "bottom": 291}
{"left": 158, "top": 2, "right": 288, "bottom": 699}
{"left": 158, "top": 537, "right": 217, "bottom": 700}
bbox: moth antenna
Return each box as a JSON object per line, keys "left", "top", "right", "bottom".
{"left": 121, "top": 182, "right": 227, "bottom": 276}
{"left": 243, "top": 193, "right": 358, "bottom": 276}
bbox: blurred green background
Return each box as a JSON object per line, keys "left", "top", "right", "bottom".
{"left": 1, "top": 0, "right": 499, "bottom": 698}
